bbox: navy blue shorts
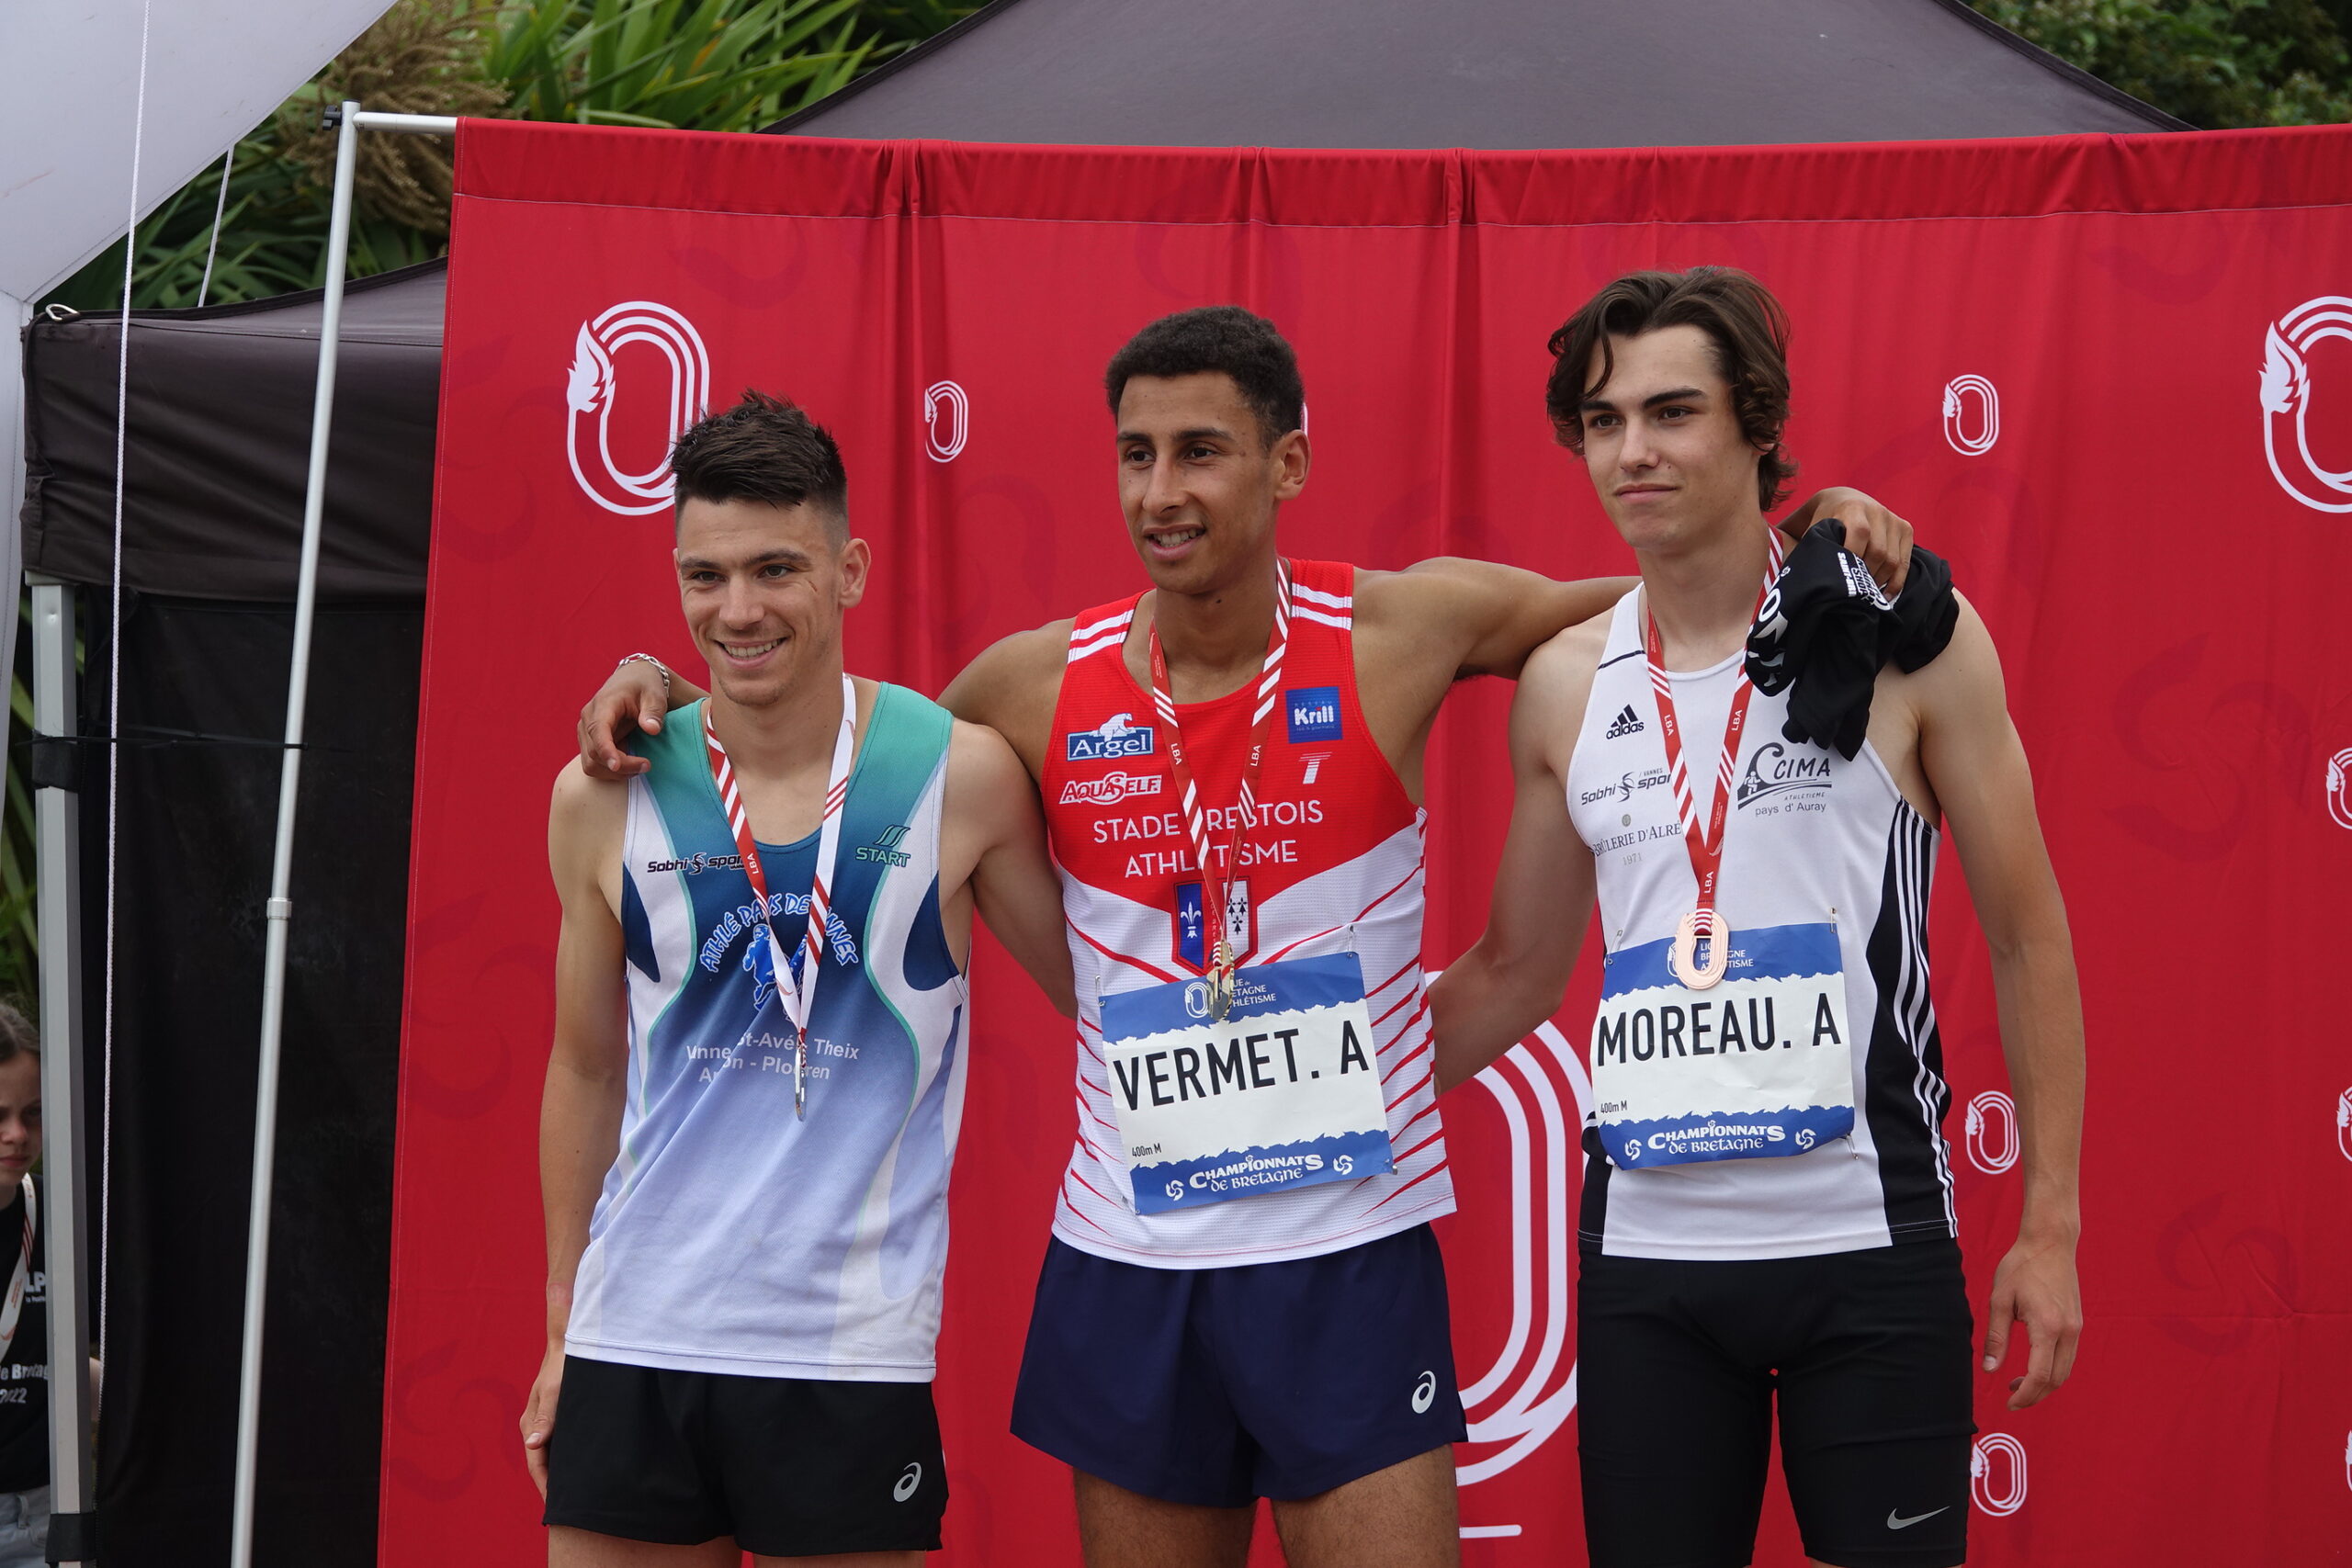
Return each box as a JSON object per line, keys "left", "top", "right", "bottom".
{"left": 1010, "top": 1224, "right": 1466, "bottom": 1507}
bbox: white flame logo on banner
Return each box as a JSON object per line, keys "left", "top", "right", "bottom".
{"left": 2262, "top": 297, "right": 2352, "bottom": 513}
{"left": 565, "top": 301, "right": 711, "bottom": 514}
{"left": 1971, "top": 1434, "right": 2028, "bottom": 1517}
{"left": 1454, "top": 1016, "right": 1589, "bottom": 1488}
{"left": 2328, "top": 748, "right": 2352, "bottom": 830}
{"left": 1964, "top": 1090, "right": 2020, "bottom": 1176}
{"left": 1941, "top": 376, "right": 1999, "bottom": 457}
{"left": 923, "top": 380, "right": 970, "bottom": 462}
{"left": 2336, "top": 1087, "right": 2352, "bottom": 1164}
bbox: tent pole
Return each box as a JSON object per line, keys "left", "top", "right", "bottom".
{"left": 227, "top": 96, "right": 361, "bottom": 1568}
{"left": 28, "top": 578, "right": 95, "bottom": 1568}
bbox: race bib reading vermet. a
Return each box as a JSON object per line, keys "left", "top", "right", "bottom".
{"left": 1591, "top": 920, "right": 1856, "bottom": 1169}
{"left": 1099, "top": 952, "right": 1395, "bottom": 1214}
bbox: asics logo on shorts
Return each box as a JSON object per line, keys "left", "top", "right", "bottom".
{"left": 893, "top": 1461, "right": 922, "bottom": 1502}
{"left": 1411, "top": 1370, "right": 1437, "bottom": 1414}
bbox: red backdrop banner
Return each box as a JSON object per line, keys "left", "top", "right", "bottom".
{"left": 386, "top": 119, "right": 2352, "bottom": 1566}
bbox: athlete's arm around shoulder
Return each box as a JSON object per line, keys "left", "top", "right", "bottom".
{"left": 1904, "top": 595, "right": 2086, "bottom": 1412}
{"left": 939, "top": 716, "right": 1078, "bottom": 1018}
{"left": 522, "top": 760, "right": 631, "bottom": 1496}
{"left": 938, "top": 619, "right": 1072, "bottom": 782}
{"left": 1427, "top": 617, "right": 1606, "bottom": 1092}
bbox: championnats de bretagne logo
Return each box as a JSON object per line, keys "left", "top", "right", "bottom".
{"left": 1942, "top": 375, "right": 1999, "bottom": 457}
{"left": 923, "top": 380, "right": 969, "bottom": 462}
{"left": 2263, "top": 298, "right": 2352, "bottom": 513}
{"left": 566, "top": 301, "right": 711, "bottom": 514}
{"left": 1964, "top": 1089, "right": 2020, "bottom": 1176}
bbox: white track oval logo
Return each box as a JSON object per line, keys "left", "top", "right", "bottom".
{"left": 923, "top": 379, "right": 969, "bottom": 462}
{"left": 2263, "top": 297, "right": 2352, "bottom": 513}
{"left": 2336, "top": 1087, "right": 2352, "bottom": 1163}
{"left": 2328, "top": 748, "right": 2352, "bottom": 829}
{"left": 1971, "top": 1434, "right": 2027, "bottom": 1517}
{"left": 1963, "top": 1090, "right": 2019, "bottom": 1176}
{"left": 1941, "top": 376, "right": 1999, "bottom": 457}
{"left": 893, "top": 1461, "right": 922, "bottom": 1502}
{"left": 565, "top": 301, "right": 711, "bottom": 514}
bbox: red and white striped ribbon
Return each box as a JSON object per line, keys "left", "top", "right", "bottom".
{"left": 1643, "top": 528, "right": 1788, "bottom": 932}
{"left": 703, "top": 673, "right": 858, "bottom": 1117}
{"left": 1147, "top": 559, "right": 1294, "bottom": 987}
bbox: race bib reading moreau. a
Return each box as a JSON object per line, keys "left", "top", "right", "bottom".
{"left": 1099, "top": 953, "right": 1395, "bottom": 1213}
{"left": 1591, "top": 920, "right": 1856, "bottom": 1169}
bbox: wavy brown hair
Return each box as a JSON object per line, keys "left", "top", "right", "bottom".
{"left": 1544, "top": 267, "right": 1797, "bottom": 511}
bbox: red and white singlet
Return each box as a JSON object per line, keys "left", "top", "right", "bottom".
{"left": 1043, "top": 559, "right": 1453, "bottom": 1268}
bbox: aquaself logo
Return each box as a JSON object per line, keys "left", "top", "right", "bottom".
{"left": 1285, "top": 686, "right": 1342, "bottom": 743}
{"left": 855, "top": 823, "right": 912, "bottom": 868}
{"left": 1068, "top": 712, "right": 1155, "bottom": 762}
{"left": 1060, "top": 772, "right": 1164, "bottom": 807}
{"left": 565, "top": 301, "right": 710, "bottom": 515}
{"left": 2263, "top": 298, "right": 2352, "bottom": 513}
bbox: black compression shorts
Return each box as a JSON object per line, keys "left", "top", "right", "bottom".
{"left": 1578, "top": 1241, "right": 1976, "bottom": 1568}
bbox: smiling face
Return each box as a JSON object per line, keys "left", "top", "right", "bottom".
{"left": 0, "top": 1054, "right": 40, "bottom": 1189}
{"left": 1575, "top": 324, "right": 1770, "bottom": 557}
{"left": 1115, "top": 372, "right": 1308, "bottom": 596}
{"left": 674, "top": 496, "right": 869, "bottom": 708}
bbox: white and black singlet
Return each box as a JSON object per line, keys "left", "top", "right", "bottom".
{"left": 1566, "top": 588, "right": 1957, "bottom": 1261}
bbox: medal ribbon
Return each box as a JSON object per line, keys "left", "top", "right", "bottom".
{"left": 703, "top": 673, "right": 858, "bottom": 1118}
{"left": 1147, "top": 560, "right": 1294, "bottom": 1002}
{"left": 1644, "top": 528, "right": 1788, "bottom": 931}
{"left": 0, "top": 1177, "right": 35, "bottom": 1367}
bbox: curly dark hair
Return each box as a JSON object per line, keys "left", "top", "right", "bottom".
{"left": 1544, "top": 267, "right": 1797, "bottom": 511}
{"left": 668, "top": 389, "right": 848, "bottom": 542}
{"left": 1104, "top": 307, "right": 1305, "bottom": 446}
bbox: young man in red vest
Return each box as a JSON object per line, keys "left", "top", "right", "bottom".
{"left": 575, "top": 307, "right": 1914, "bottom": 1567}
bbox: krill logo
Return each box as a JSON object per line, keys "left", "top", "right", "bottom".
{"left": 1736, "top": 741, "right": 1833, "bottom": 807}
{"left": 1411, "top": 1371, "right": 1437, "bottom": 1415}
{"left": 1971, "top": 1434, "right": 2027, "bottom": 1517}
{"left": 565, "top": 301, "right": 711, "bottom": 515}
{"left": 922, "top": 379, "right": 969, "bottom": 462}
{"left": 2262, "top": 297, "right": 2352, "bottom": 513}
{"left": 1964, "top": 1090, "right": 2019, "bottom": 1176}
{"left": 2336, "top": 1086, "right": 2352, "bottom": 1164}
{"left": 1942, "top": 375, "right": 1999, "bottom": 457}
{"left": 2328, "top": 748, "right": 2352, "bottom": 829}
{"left": 893, "top": 1461, "right": 922, "bottom": 1502}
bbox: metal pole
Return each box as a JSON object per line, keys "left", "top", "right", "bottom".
{"left": 227, "top": 96, "right": 361, "bottom": 1568}
{"left": 29, "top": 579, "right": 95, "bottom": 1568}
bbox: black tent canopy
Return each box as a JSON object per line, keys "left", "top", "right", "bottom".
{"left": 13, "top": 6, "right": 2176, "bottom": 1562}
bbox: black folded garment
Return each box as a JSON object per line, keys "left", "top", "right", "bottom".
{"left": 1746, "top": 519, "right": 1958, "bottom": 760}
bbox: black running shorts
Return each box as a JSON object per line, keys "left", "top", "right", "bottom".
{"left": 542, "top": 1356, "right": 946, "bottom": 1555}
{"left": 1578, "top": 1241, "right": 1975, "bottom": 1568}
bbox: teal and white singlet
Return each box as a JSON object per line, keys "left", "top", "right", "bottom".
{"left": 565, "top": 685, "right": 967, "bottom": 1382}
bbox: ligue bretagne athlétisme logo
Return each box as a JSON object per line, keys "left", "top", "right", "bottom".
{"left": 2263, "top": 297, "right": 2352, "bottom": 513}
{"left": 566, "top": 301, "right": 712, "bottom": 515}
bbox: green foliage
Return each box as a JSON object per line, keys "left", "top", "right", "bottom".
{"left": 1970, "top": 0, "right": 2352, "bottom": 126}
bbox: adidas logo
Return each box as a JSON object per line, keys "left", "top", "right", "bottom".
{"left": 1603, "top": 704, "right": 1646, "bottom": 739}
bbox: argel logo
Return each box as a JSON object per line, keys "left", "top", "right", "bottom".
{"left": 1942, "top": 375, "right": 1999, "bottom": 457}
{"left": 1068, "top": 712, "right": 1155, "bottom": 762}
{"left": 893, "top": 1461, "right": 922, "bottom": 1502}
{"left": 2328, "top": 747, "right": 2352, "bottom": 829}
{"left": 1285, "top": 686, "right": 1342, "bottom": 743}
{"left": 565, "top": 301, "right": 710, "bottom": 515}
{"left": 1060, "top": 772, "right": 1164, "bottom": 807}
{"left": 1971, "top": 1434, "right": 2027, "bottom": 1517}
{"left": 1965, "top": 1090, "right": 2019, "bottom": 1175}
{"left": 2262, "top": 297, "right": 2352, "bottom": 513}
{"left": 922, "top": 379, "right": 968, "bottom": 462}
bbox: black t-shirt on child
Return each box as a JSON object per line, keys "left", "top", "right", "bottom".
{"left": 0, "top": 1179, "right": 50, "bottom": 1495}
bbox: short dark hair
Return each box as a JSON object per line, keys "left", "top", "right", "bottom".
{"left": 1544, "top": 267, "right": 1797, "bottom": 511}
{"left": 1104, "top": 307, "right": 1305, "bottom": 446}
{"left": 668, "top": 390, "right": 849, "bottom": 541}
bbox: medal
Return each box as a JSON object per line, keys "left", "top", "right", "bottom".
{"left": 704, "top": 674, "right": 859, "bottom": 1117}
{"left": 1645, "top": 530, "right": 1786, "bottom": 991}
{"left": 1148, "top": 561, "right": 1294, "bottom": 1022}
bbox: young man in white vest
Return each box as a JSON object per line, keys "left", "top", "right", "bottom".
{"left": 1430, "top": 268, "right": 2085, "bottom": 1568}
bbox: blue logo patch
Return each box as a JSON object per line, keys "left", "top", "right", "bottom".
{"left": 1284, "top": 686, "right": 1342, "bottom": 743}
{"left": 1067, "top": 711, "right": 1156, "bottom": 762}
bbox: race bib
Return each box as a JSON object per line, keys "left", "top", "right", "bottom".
{"left": 1591, "top": 920, "right": 1856, "bottom": 1169}
{"left": 1099, "top": 953, "right": 1395, "bottom": 1213}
